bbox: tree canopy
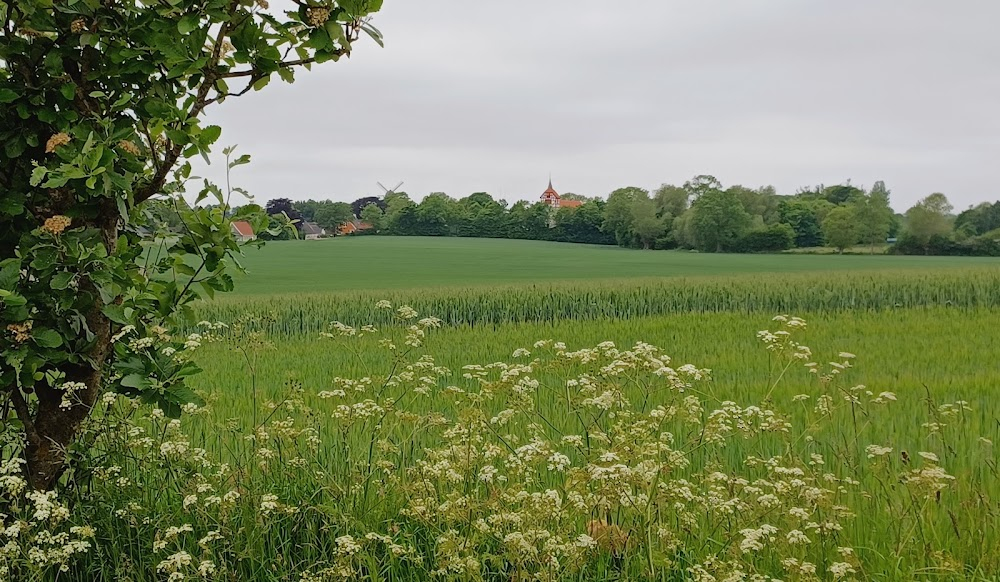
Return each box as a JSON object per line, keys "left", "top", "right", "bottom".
{"left": 1, "top": 0, "right": 384, "bottom": 489}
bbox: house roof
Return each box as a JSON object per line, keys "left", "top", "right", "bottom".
{"left": 231, "top": 221, "right": 254, "bottom": 236}
{"left": 558, "top": 199, "right": 583, "bottom": 208}
{"left": 337, "top": 220, "right": 373, "bottom": 234}
{"left": 301, "top": 222, "right": 323, "bottom": 235}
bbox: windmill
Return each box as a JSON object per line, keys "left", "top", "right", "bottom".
{"left": 377, "top": 181, "right": 404, "bottom": 197}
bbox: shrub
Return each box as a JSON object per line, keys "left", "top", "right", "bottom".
{"left": 736, "top": 224, "right": 796, "bottom": 252}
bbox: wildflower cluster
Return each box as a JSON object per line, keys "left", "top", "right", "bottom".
{"left": 0, "top": 458, "right": 94, "bottom": 577}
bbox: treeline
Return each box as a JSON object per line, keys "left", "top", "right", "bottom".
{"left": 248, "top": 176, "right": 998, "bottom": 255}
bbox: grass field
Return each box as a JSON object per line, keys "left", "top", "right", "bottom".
{"left": 227, "top": 237, "right": 1000, "bottom": 294}
{"left": 33, "top": 239, "right": 1000, "bottom": 581}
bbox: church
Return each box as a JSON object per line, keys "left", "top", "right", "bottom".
{"left": 539, "top": 180, "right": 583, "bottom": 209}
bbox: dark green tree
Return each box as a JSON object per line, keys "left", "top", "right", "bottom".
{"left": 778, "top": 199, "right": 824, "bottom": 248}
{"left": 689, "top": 186, "right": 751, "bottom": 252}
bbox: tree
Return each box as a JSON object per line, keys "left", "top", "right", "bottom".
{"left": 729, "top": 185, "right": 781, "bottom": 225}
{"left": 0, "top": 0, "right": 384, "bottom": 490}
{"left": 778, "top": 199, "right": 825, "bottom": 248}
{"left": 294, "top": 199, "right": 322, "bottom": 222}
{"left": 683, "top": 175, "right": 723, "bottom": 201}
{"left": 630, "top": 195, "right": 667, "bottom": 249}
{"left": 652, "top": 184, "right": 688, "bottom": 220}
{"left": 553, "top": 202, "right": 612, "bottom": 245}
{"left": 601, "top": 186, "right": 647, "bottom": 247}
{"left": 360, "top": 203, "right": 385, "bottom": 231}
{"left": 955, "top": 201, "right": 1000, "bottom": 236}
{"left": 822, "top": 207, "right": 859, "bottom": 253}
{"left": 823, "top": 183, "right": 864, "bottom": 205}
{"left": 383, "top": 191, "right": 414, "bottom": 233}
{"left": 351, "top": 196, "right": 385, "bottom": 218}
{"left": 314, "top": 202, "right": 354, "bottom": 233}
{"left": 266, "top": 197, "right": 302, "bottom": 224}
{"left": 852, "top": 181, "right": 894, "bottom": 253}
{"left": 689, "top": 187, "right": 752, "bottom": 252}
{"left": 415, "top": 193, "right": 459, "bottom": 236}
{"left": 905, "top": 193, "right": 954, "bottom": 249}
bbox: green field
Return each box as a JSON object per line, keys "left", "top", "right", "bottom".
{"left": 229, "top": 237, "right": 1000, "bottom": 294}
{"left": 60, "top": 239, "right": 1000, "bottom": 581}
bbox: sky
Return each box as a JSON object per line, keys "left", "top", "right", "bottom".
{"left": 193, "top": 0, "right": 999, "bottom": 212}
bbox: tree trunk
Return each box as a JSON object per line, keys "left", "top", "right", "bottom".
{"left": 24, "top": 214, "right": 117, "bottom": 491}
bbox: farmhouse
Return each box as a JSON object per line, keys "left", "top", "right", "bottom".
{"left": 230, "top": 220, "right": 256, "bottom": 242}
{"left": 338, "top": 219, "right": 374, "bottom": 236}
{"left": 539, "top": 180, "right": 582, "bottom": 209}
{"left": 301, "top": 222, "right": 325, "bottom": 240}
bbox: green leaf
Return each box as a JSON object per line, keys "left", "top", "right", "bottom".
{"left": 201, "top": 125, "right": 222, "bottom": 145}
{"left": 0, "top": 192, "right": 25, "bottom": 216}
{"left": 102, "top": 304, "right": 129, "bottom": 325}
{"left": 178, "top": 13, "right": 200, "bottom": 35}
{"left": 60, "top": 83, "right": 76, "bottom": 101}
{"left": 0, "top": 89, "right": 18, "bottom": 103}
{"left": 50, "top": 271, "right": 75, "bottom": 290}
{"left": 29, "top": 165, "right": 48, "bottom": 186}
{"left": 0, "top": 261, "right": 20, "bottom": 290}
{"left": 252, "top": 75, "right": 271, "bottom": 91}
{"left": 33, "top": 329, "right": 63, "bottom": 348}
{"left": 229, "top": 154, "right": 251, "bottom": 168}
{"left": 165, "top": 384, "right": 204, "bottom": 407}
{"left": 2, "top": 294, "right": 27, "bottom": 307}
{"left": 120, "top": 373, "right": 150, "bottom": 390}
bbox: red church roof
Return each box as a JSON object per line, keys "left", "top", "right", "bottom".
{"left": 540, "top": 180, "right": 583, "bottom": 208}
{"left": 543, "top": 180, "right": 558, "bottom": 198}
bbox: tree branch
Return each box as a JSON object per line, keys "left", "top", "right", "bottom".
{"left": 9, "top": 388, "right": 40, "bottom": 447}
{"left": 218, "top": 57, "right": 319, "bottom": 79}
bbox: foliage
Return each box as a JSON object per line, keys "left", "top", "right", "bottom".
{"left": 652, "top": 183, "right": 688, "bottom": 219}
{"left": 690, "top": 187, "right": 752, "bottom": 252}
{"left": 737, "top": 223, "right": 795, "bottom": 252}
{"left": 314, "top": 201, "right": 354, "bottom": 233}
{"left": 0, "top": 0, "right": 384, "bottom": 489}
{"left": 822, "top": 206, "right": 859, "bottom": 253}
{"left": 903, "top": 193, "right": 954, "bottom": 252}
{"left": 890, "top": 229, "right": 1000, "bottom": 257}
{"left": 778, "top": 199, "right": 826, "bottom": 248}
{"left": 629, "top": 193, "right": 667, "bottom": 249}
{"left": 851, "top": 181, "right": 894, "bottom": 253}
{"left": 954, "top": 201, "right": 1000, "bottom": 237}
{"left": 351, "top": 196, "right": 386, "bottom": 218}
{"left": 600, "top": 186, "right": 647, "bottom": 247}
{"left": 265, "top": 197, "right": 302, "bottom": 225}
{"left": 359, "top": 203, "right": 385, "bottom": 231}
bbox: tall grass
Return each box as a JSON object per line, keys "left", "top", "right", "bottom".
{"left": 192, "top": 268, "right": 1000, "bottom": 336}
{"left": 3, "top": 306, "right": 996, "bottom": 580}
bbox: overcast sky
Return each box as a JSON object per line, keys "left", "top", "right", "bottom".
{"left": 194, "top": 0, "right": 999, "bottom": 212}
